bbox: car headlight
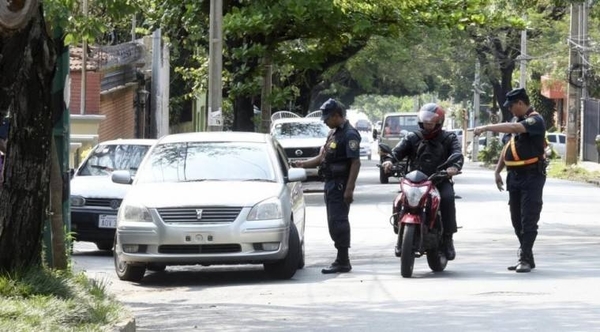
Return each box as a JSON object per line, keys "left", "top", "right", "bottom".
{"left": 70, "top": 195, "right": 86, "bottom": 207}
{"left": 119, "top": 202, "right": 153, "bottom": 223}
{"left": 247, "top": 197, "right": 283, "bottom": 220}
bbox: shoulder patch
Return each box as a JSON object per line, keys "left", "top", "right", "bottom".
{"left": 349, "top": 140, "right": 359, "bottom": 151}
{"left": 526, "top": 117, "right": 536, "bottom": 125}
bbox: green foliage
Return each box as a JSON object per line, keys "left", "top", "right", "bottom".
{"left": 528, "top": 84, "right": 556, "bottom": 130}
{"left": 478, "top": 136, "right": 503, "bottom": 165}
{"left": 0, "top": 268, "right": 123, "bottom": 331}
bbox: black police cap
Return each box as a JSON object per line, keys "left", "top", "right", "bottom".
{"left": 320, "top": 98, "right": 345, "bottom": 121}
{"left": 503, "top": 88, "right": 528, "bottom": 107}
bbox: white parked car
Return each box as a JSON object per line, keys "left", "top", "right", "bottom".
{"left": 111, "top": 132, "right": 307, "bottom": 282}
{"left": 70, "top": 139, "right": 157, "bottom": 251}
{"left": 359, "top": 130, "right": 373, "bottom": 160}
{"left": 270, "top": 115, "right": 329, "bottom": 179}
{"left": 546, "top": 132, "right": 566, "bottom": 159}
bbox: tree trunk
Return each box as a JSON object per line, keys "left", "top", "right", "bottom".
{"left": 50, "top": 139, "right": 67, "bottom": 270}
{"left": 232, "top": 95, "right": 255, "bottom": 132}
{"left": 0, "top": 4, "right": 57, "bottom": 272}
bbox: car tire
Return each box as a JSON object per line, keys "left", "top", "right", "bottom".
{"left": 264, "top": 223, "right": 301, "bottom": 280}
{"left": 96, "top": 241, "right": 113, "bottom": 251}
{"left": 114, "top": 243, "right": 146, "bottom": 282}
{"left": 298, "top": 239, "right": 305, "bottom": 269}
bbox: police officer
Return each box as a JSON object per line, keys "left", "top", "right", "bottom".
{"left": 292, "top": 98, "right": 361, "bottom": 274}
{"left": 381, "top": 103, "right": 463, "bottom": 260}
{"left": 474, "top": 88, "right": 546, "bottom": 273}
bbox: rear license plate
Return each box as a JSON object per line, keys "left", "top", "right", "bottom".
{"left": 98, "top": 215, "right": 117, "bottom": 229}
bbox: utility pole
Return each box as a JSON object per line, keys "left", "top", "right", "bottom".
{"left": 472, "top": 60, "right": 481, "bottom": 162}
{"left": 566, "top": 3, "right": 581, "bottom": 165}
{"left": 207, "top": 0, "right": 223, "bottom": 131}
{"left": 80, "top": 0, "right": 88, "bottom": 115}
{"left": 580, "top": 1, "right": 590, "bottom": 161}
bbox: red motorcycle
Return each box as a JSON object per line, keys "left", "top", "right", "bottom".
{"left": 379, "top": 144, "right": 462, "bottom": 278}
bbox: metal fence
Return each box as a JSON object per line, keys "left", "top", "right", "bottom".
{"left": 583, "top": 99, "right": 600, "bottom": 162}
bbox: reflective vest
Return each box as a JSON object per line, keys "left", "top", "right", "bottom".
{"left": 502, "top": 111, "right": 546, "bottom": 167}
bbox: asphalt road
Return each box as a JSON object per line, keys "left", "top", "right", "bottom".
{"left": 73, "top": 158, "right": 600, "bottom": 332}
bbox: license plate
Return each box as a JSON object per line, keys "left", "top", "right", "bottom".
{"left": 98, "top": 215, "right": 117, "bottom": 229}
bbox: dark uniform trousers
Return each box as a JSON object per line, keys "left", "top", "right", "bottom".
{"left": 507, "top": 168, "right": 546, "bottom": 257}
{"left": 324, "top": 178, "right": 351, "bottom": 249}
{"left": 437, "top": 180, "right": 457, "bottom": 234}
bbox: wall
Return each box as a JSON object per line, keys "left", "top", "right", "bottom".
{"left": 98, "top": 85, "right": 137, "bottom": 141}
{"left": 69, "top": 71, "right": 102, "bottom": 114}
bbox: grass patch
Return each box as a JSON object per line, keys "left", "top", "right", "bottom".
{"left": 547, "top": 161, "right": 600, "bottom": 183}
{"left": 0, "top": 267, "right": 125, "bottom": 332}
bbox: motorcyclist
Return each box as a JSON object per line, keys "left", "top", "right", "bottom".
{"left": 381, "top": 103, "right": 464, "bottom": 260}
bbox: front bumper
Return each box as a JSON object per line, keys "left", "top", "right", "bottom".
{"left": 115, "top": 208, "right": 291, "bottom": 266}
{"left": 71, "top": 207, "right": 118, "bottom": 243}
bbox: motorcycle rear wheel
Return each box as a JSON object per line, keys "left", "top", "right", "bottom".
{"left": 400, "top": 224, "right": 416, "bottom": 278}
{"left": 426, "top": 249, "right": 448, "bottom": 272}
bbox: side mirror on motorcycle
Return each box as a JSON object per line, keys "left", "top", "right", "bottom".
{"left": 437, "top": 153, "right": 464, "bottom": 171}
{"left": 372, "top": 129, "right": 378, "bottom": 140}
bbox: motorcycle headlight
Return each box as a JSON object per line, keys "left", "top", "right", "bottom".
{"left": 119, "top": 201, "right": 153, "bottom": 223}
{"left": 401, "top": 184, "right": 428, "bottom": 208}
{"left": 70, "top": 195, "right": 86, "bottom": 207}
{"left": 248, "top": 197, "right": 283, "bottom": 221}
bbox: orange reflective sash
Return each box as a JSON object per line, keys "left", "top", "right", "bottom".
{"left": 503, "top": 111, "right": 542, "bottom": 167}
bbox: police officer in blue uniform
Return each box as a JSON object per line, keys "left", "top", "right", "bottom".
{"left": 293, "top": 99, "right": 361, "bottom": 274}
{"left": 474, "top": 88, "right": 546, "bottom": 273}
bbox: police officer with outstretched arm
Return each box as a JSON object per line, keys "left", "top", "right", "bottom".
{"left": 292, "top": 99, "right": 361, "bottom": 274}
{"left": 474, "top": 88, "right": 546, "bottom": 273}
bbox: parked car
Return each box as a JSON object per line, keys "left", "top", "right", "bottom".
{"left": 466, "top": 136, "right": 487, "bottom": 160}
{"left": 359, "top": 130, "right": 373, "bottom": 160}
{"left": 271, "top": 116, "right": 329, "bottom": 179}
{"left": 546, "top": 132, "right": 566, "bottom": 159}
{"left": 355, "top": 119, "right": 372, "bottom": 132}
{"left": 70, "top": 139, "right": 157, "bottom": 251}
{"left": 111, "top": 132, "right": 307, "bottom": 282}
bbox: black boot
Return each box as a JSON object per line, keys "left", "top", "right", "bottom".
{"left": 443, "top": 234, "right": 456, "bottom": 261}
{"left": 322, "top": 247, "right": 351, "bottom": 274}
{"left": 508, "top": 248, "right": 536, "bottom": 271}
{"left": 515, "top": 249, "right": 533, "bottom": 273}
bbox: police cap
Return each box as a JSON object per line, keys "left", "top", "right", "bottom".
{"left": 503, "top": 88, "right": 529, "bottom": 108}
{"left": 320, "top": 98, "right": 345, "bottom": 121}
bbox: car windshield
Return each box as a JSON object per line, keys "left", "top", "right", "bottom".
{"left": 78, "top": 143, "right": 150, "bottom": 176}
{"left": 135, "top": 141, "right": 276, "bottom": 184}
{"left": 383, "top": 115, "right": 420, "bottom": 136}
{"left": 272, "top": 121, "right": 329, "bottom": 139}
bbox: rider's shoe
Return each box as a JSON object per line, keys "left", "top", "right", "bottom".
{"left": 444, "top": 234, "right": 456, "bottom": 260}
{"left": 394, "top": 246, "right": 401, "bottom": 257}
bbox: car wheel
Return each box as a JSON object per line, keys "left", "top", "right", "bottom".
{"left": 264, "top": 223, "right": 301, "bottom": 279}
{"left": 96, "top": 241, "right": 113, "bottom": 251}
{"left": 114, "top": 244, "right": 146, "bottom": 282}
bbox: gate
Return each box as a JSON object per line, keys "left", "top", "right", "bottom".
{"left": 583, "top": 99, "right": 600, "bottom": 162}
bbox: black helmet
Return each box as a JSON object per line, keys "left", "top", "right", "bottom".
{"left": 418, "top": 103, "right": 445, "bottom": 137}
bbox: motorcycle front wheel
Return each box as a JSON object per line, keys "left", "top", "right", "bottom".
{"left": 400, "top": 224, "right": 416, "bottom": 278}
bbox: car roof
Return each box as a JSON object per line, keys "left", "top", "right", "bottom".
{"left": 272, "top": 117, "right": 323, "bottom": 124}
{"left": 157, "top": 131, "right": 271, "bottom": 144}
{"left": 98, "top": 138, "right": 157, "bottom": 146}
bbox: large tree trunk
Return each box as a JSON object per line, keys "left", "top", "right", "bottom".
{"left": 50, "top": 139, "right": 67, "bottom": 270}
{"left": 0, "top": 3, "right": 57, "bottom": 272}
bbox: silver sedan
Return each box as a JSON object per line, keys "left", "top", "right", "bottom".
{"left": 111, "top": 132, "right": 307, "bottom": 282}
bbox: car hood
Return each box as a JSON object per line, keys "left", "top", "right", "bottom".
{"left": 277, "top": 137, "right": 326, "bottom": 148}
{"left": 71, "top": 175, "right": 131, "bottom": 199}
{"left": 127, "top": 181, "right": 284, "bottom": 208}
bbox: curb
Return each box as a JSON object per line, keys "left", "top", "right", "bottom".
{"left": 585, "top": 179, "right": 600, "bottom": 186}
{"left": 113, "top": 315, "right": 136, "bottom": 332}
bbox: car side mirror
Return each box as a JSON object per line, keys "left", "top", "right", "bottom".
{"left": 111, "top": 170, "right": 133, "bottom": 185}
{"left": 286, "top": 167, "right": 307, "bottom": 183}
